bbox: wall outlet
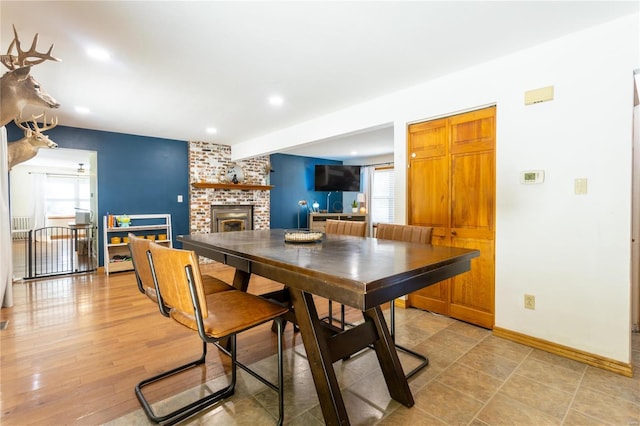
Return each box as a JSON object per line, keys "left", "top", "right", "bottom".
{"left": 524, "top": 294, "right": 535, "bottom": 310}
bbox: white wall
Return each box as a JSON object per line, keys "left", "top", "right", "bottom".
{"left": 342, "top": 153, "right": 394, "bottom": 214}
{"left": 233, "top": 14, "right": 639, "bottom": 363}
{"left": 8, "top": 166, "right": 35, "bottom": 218}
{"left": 632, "top": 102, "right": 640, "bottom": 332}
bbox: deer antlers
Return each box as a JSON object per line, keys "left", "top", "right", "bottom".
{"left": 1, "top": 25, "right": 61, "bottom": 71}
{"left": 13, "top": 113, "right": 59, "bottom": 135}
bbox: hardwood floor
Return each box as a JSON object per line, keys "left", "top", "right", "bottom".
{"left": 0, "top": 263, "right": 355, "bottom": 425}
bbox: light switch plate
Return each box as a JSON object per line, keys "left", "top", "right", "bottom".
{"left": 521, "top": 170, "right": 544, "bottom": 184}
{"left": 574, "top": 178, "right": 588, "bottom": 194}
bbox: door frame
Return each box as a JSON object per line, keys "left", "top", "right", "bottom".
{"left": 632, "top": 70, "right": 639, "bottom": 332}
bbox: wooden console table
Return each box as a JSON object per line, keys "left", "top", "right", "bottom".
{"left": 308, "top": 212, "right": 367, "bottom": 233}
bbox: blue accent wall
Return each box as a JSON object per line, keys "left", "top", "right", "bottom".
{"left": 270, "top": 153, "right": 341, "bottom": 229}
{"left": 7, "top": 123, "right": 189, "bottom": 266}
{"left": 7, "top": 123, "right": 362, "bottom": 264}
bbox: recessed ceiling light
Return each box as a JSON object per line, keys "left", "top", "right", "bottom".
{"left": 268, "top": 96, "right": 284, "bottom": 106}
{"left": 206, "top": 127, "right": 217, "bottom": 134}
{"left": 86, "top": 47, "right": 111, "bottom": 62}
{"left": 351, "top": 151, "right": 358, "bottom": 156}
{"left": 75, "top": 106, "right": 91, "bottom": 114}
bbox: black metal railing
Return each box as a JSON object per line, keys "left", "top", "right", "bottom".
{"left": 22, "top": 226, "right": 96, "bottom": 279}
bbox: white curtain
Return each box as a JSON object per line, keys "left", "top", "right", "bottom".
{"left": 362, "top": 166, "right": 374, "bottom": 237}
{"left": 1, "top": 126, "right": 14, "bottom": 307}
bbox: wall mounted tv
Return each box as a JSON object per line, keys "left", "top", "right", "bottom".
{"left": 314, "top": 165, "right": 361, "bottom": 192}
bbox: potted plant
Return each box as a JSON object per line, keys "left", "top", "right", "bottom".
{"left": 351, "top": 200, "right": 359, "bottom": 213}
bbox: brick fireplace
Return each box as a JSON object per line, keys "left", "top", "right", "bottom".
{"left": 188, "top": 141, "right": 271, "bottom": 236}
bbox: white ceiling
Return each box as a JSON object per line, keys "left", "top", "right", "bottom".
{"left": 2, "top": 1, "right": 637, "bottom": 161}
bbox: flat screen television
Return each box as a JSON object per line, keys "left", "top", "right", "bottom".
{"left": 314, "top": 165, "right": 361, "bottom": 192}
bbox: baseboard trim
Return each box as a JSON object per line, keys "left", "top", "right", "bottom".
{"left": 493, "top": 326, "right": 633, "bottom": 377}
{"left": 394, "top": 298, "right": 408, "bottom": 309}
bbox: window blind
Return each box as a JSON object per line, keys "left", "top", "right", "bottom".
{"left": 371, "top": 167, "right": 394, "bottom": 224}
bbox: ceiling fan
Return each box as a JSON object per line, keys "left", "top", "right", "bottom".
{"left": 77, "top": 163, "right": 85, "bottom": 173}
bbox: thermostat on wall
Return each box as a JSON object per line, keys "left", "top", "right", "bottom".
{"left": 521, "top": 170, "right": 544, "bottom": 184}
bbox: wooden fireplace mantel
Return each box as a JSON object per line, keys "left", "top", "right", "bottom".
{"left": 191, "top": 182, "right": 273, "bottom": 191}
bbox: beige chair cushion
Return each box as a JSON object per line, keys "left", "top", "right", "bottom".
{"left": 171, "top": 290, "right": 289, "bottom": 338}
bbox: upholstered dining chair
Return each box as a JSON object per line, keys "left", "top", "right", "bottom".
{"left": 375, "top": 223, "right": 433, "bottom": 378}
{"left": 146, "top": 243, "right": 289, "bottom": 425}
{"left": 128, "top": 234, "right": 235, "bottom": 424}
{"left": 323, "top": 219, "right": 367, "bottom": 329}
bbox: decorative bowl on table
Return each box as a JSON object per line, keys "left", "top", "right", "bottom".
{"left": 284, "top": 229, "right": 323, "bottom": 243}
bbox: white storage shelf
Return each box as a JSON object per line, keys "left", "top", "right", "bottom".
{"left": 103, "top": 214, "right": 172, "bottom": 275}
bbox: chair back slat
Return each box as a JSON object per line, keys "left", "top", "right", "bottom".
{"left": 148, "top": 243, "right": 208, "bottom": 318}
{"left": 128, "top": 234, "right": 154, "bottom": 295}
{"left": 376, "top": 223, "right": 433, "bottom": 244}
{"left": 325, "top": 219, "right": 367, "bottom": 237}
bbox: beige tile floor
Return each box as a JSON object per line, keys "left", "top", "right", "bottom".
{"left": 106, "top": 308, "right": 640, "bottom": 425}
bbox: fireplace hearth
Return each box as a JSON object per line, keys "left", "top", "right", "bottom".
{"left": 211, "top": 205, "right": 253, "bottom": 233}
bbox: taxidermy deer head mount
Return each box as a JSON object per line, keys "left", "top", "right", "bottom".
{"left": 8, "top": 114, "right": 58, "bottom": 170}
{"left": 1, "top": 25, "right": 61, "bottom": 126}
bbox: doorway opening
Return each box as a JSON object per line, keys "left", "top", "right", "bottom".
{"left": 9, "top": 148, "right": 98, "bottom": 279}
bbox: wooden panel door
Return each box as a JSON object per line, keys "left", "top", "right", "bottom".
{"left": 407, "top": 119, "right": 450, "bottom": 313}
{"left": 407, "top": 106, "right": 496, "bottom": 328}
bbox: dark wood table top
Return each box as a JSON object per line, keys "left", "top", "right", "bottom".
{"left": 178, "top": 229, "right": 479, "bottom": 311}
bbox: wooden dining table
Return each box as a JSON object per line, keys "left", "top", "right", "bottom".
{"left": 178, "top": 229, "right": 479, "bottom": 425}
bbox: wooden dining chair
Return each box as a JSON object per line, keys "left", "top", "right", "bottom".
{"left": 375, "top": 223, "right": 433, "bottom": 378}
{"left": 128, "top": 234, "right": 235, "bottom": 424}
{"left": 129, "top": 233, "right": 233, "bottom": 304}
{"left": 323, "top": 219, "right": 367, "bottom": 329}
{"left": 324, "top": 218, "right": 367, "bottom": 237}
{"left": 145, "top": 243, "right": 289, "bottom": 425}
